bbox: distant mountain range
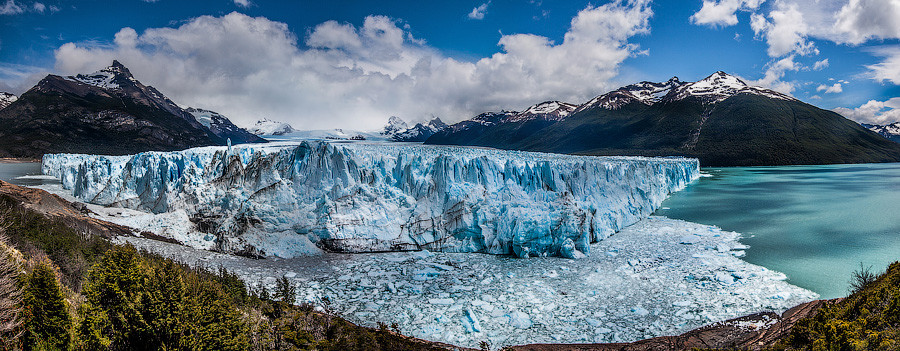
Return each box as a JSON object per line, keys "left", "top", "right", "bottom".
{"left": 426, "top": 71, "right": 900, "bottom": 166}
{"left": 0, "top": 61, "right": 264, "bottom": 159}
{"left": 863, "top": 123, "right": 900, "bottom": 143}
{"left": 1, "top": 63, "right": 896, "bottom": 166}
{"left": 381, "top": 116, "right": 448, "bottom": 142}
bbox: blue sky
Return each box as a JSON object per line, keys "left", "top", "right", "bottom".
{"left": 1, "top": 0, "right": 898, "bottom": 129}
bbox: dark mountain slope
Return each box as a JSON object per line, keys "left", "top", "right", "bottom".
{"left": 426, "top": 73, "right": 900, "bottom": 166}
{"left": 0, "top": 61, "right": 263, "bottom": 159}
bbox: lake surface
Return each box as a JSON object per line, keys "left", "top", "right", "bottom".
{"left": 656, "top": 163, "right": 900, "bottom": 299}
{"left": 0, "top": 162, "right": 59, "bottom": 186}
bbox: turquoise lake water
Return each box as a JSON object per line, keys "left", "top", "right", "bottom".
{"left": 656, "top": 163, "right": 900, "bottom": 299}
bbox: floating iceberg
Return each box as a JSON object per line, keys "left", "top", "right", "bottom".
{"left": 43, "top": 142, "right": 699, "bottom": 258}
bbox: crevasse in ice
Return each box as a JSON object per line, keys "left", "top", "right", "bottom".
{"left": 43, "top": 142, "right": 699, "bottom": 258}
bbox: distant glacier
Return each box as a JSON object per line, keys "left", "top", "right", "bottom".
{"left": 43, "top": 142, "right": 699, "bottom": 258}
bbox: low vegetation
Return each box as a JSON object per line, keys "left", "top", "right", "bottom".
{"left": 783, "top": 262, "right": 900, "bottom": 351}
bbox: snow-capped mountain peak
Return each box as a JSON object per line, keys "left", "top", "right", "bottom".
{"left": 425, "top": 116, "right": 448, "bottom": 130}
{"left": 668, "top": 71, "right": 796, "bottom": 103}
{"left": 245, "top": 118, "right": 296, "bottom": 136}
{"left": 66, "top": 60, "right": 136, "bottom": 90}
{"left": 184, "top": 107, "right": 267, "bottom": 144}
{"left": 507, "top": 101, "right": 577, "bottom": 122}
{"left": 577, "top": 72, "right": 796, "bottom": 112}
{"left": 0, "top": 92, "right": 17, "bottom": 110}
{"left": 384, "top": 116, "right": 449, "bottom": 142}
{"left": 864, "top": 122, "right": 900, "bottom": 142}
{"left": 382, "top": 116, "right": 409, "bottom": 135}
{"left": 575, "top": 77, "right": 684, "bottom": 113}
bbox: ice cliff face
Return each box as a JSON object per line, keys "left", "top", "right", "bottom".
{"left": 43, "top": 142, "right": 699, "bottom": 258}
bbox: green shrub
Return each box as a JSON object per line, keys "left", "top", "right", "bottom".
{"left": 786, "top": 261, "right": 900, "bottom": 351}
{"left": 20, "top": 260, "right": 72, "bottom": 351}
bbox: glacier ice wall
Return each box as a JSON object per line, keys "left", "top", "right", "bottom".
{"left": 43, "top": 142, "right": 699, "bottom": 258}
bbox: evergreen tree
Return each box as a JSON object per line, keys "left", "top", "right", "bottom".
{"left": 21, "top": 260, "right": 72, "bottom": 351}
{"left": 76, "top": 245, "right": 148, "bottom": 350}
{"left": 273, "top": 276, "right": 295, "bottom": 303}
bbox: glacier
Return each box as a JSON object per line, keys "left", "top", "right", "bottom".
{"left": 43, "top": 141, "right": 699, "bottom": 258}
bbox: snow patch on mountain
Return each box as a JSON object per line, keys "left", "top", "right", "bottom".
{"left": 245, "top": 118, "right": 296, "bottom": 136}
{"left": 576, "top": 78, "right": 684, "bottom": 112}
{"left": 864, "top": 122, "right": 900, "bottom": 142}
{"left": 0, "top": 92, "right": 16, "bottom": 110}
{"left": 43, "top": 142, "right": 699, "bottom": 258}
{"left": 668, "top": 71, "right": 796, "bottom": 104}
{"left": 575, "top": 72, "right": 796, "bottom": 113}
{"left": 382, "top": 116, "right": 409, "bottom": 136}
{"left": 184, "top": 107, "right": 266, "bottom": 144}
{"left": 388, "top": 117, "right": 449, "bottom": 142}
{"left": 507, "top": 101, "right": 577, "bottom": 122}
{"left": 65, "top": 60, "right": 135, "bottom": 90}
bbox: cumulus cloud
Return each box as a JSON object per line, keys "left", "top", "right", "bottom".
{"left": 834, "top": 97, "right": 900, "bottom": 124}
{"left": 866, "top": 46, "right": 900, "bottom": 85}
{"left": 468, "top": 2, "right": 490, "bottom": 20}
{"left": 812, "top": 58, "right": 829, "bottom": 70}
{"left": 53, "top": 2, "right": 652, "bottom": 130}
{"left": 234, "top": 0, "right": 251, "bottom": 8}
{"left": 750, "top": 2, "right": 818, "bottom": 58}
{"left": 832, "top": 0, "right": 900, "bottom": 45}
{"left": 697, "top": 0, "right": 900, "bottom": 85}
{"left": 816, "top": 82, "right": 842, "bottom": 93}
{"left": 689, "top": 0, "right": 763, "bottom": 27}
{"left": 32, "top": 2, "right": 43, "bottom": 12}
{"left": 748, "top": 55, "right": 800, "bottom": 94}
{"left": 0, "top": 0, "right": 23, "bottom": 15}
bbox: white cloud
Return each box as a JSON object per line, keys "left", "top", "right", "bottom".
{"left": 468, "top": 2, "right": 490, "bottom": 20}
{"left": 0, "top": 62, "right": 48, "bottom": 94}
{"left": 866, "top": 46, "right": 900, "bottom": 85}
{"left": 234, "top": 0, "right": 251, "bottom": 8}
{"left": 750, "top": 2, "right": 818, "bottom": 58}
{"left": 53, "top": 2, "right": 652, "bottom": 130}
{"left": 832, "top": 0, "right": 900, "bottom": 45}
{"left": 816, "top": 82, "right": 842, "bottom": 93}
{"left": 32, "top": 2, "right": 44, "bottom": 12}
{"left": 0, "top": 0, "right": 23, "bottom": 15}
{"left": 48, "top": 4, "right": 58, "bottom": 12}
{"left": 834, "top": 97, "right": 900, "bottom": 124}
{"left": 749, "top": 55, "right": 800, "bottom": 94}
{"left": 689, "top": 0, "right": 763, "bottom": 27}
{"left": 812, "top": 58, "right": 829, "bottom": 70}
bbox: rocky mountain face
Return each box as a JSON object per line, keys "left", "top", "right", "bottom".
{"left": 427, "top": 72, "right": 900, "bottom": 166}
{"left": 0, "top": 61, "right": 264, "bottom": 159}
{"left": 863, "top": 122, "right": 900, "bottom": 143}
{"left": 184, "top": 107, "right": 266, "bottom": 144}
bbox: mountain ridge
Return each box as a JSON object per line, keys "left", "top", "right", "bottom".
{"left": 0, "top": 61, "right": 265, "bottom": 159}
{"left": 863, "top": 122, "right": 900, "bottom": 143}
{"left": 426, "top": 71, "right": 900, "bottom": 166}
